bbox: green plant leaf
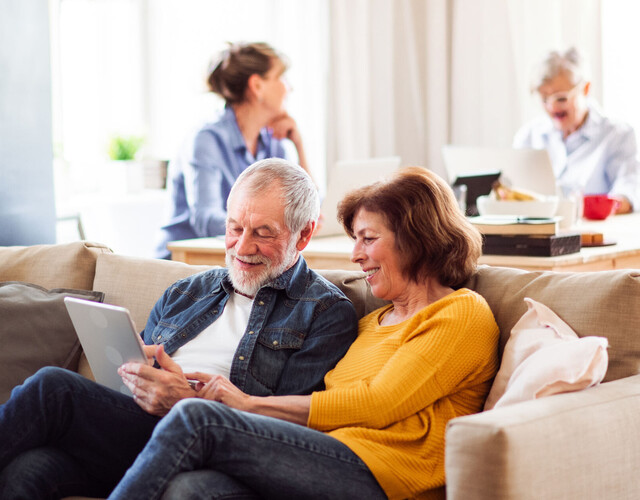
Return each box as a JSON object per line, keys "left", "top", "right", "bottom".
{"left": 108, "top": 135, "right": 144, "bottom": 161}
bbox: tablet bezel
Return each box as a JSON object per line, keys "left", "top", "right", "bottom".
{"left": 64, "top": 297, "right": 146, "bottom": 396}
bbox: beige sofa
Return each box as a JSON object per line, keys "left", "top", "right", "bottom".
{"left": 2, "top": 241, "right": 640, "bottom": 499}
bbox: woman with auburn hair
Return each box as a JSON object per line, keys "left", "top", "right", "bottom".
{"left": 338, "top": 165, "right": 480, "bottom": 288}
{"left": 110, "top": 166, "right": 499, "bottom": 500}
{"left": 155, "top": 41, "right": 311, "bottom": 258}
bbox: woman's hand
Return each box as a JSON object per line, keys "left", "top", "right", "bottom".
{"left": 269, "top": 113, "right": 301, "bottom": 145}
{"left": 188, "top": 373, "right": 253, "bottom": 412}
{"left": 186, "top": 372, "right": 312, "bottom": 425}
{"left": 268, "top": 112, "right": 313, "bottom": 181}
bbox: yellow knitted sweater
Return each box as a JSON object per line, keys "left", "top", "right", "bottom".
{"left": 307, "top": 288, "right": 499, "bottom": 500}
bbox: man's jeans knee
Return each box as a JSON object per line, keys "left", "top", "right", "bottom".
{"left": 0, "top": 447, "right": 106, "bottom": 500}
{"left": 162, "top": 470, "right": 259, "bottom": 500}
{"left": 0, "top": 366, "right": 160, "bottom": 497}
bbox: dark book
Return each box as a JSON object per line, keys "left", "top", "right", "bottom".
{"left": 482, "top": 233, "right": 581, "bottom": 257}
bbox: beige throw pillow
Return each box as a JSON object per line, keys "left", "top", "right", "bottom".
{"left": 484, "top": 297, "right": 608, "bottom": 410}
{"left": 0, "top": 282, "right": 104, "bottom": 403}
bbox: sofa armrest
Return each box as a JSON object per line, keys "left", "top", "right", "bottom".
{"left": 445, "top": 374, "right": 640, "bottom": 500}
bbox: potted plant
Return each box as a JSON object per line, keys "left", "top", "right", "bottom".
{"left": 105, "top": 134, "right": 145, "bottom": 194}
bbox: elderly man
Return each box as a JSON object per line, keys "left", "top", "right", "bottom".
{"left": 0, "top": 158, "right": 357, "bottom": 499}
{"left": 514, "top": 47, "right": 640, "bottom": 213}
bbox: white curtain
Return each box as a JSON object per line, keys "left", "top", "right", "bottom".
{"left": 326, "top": 0, "right": 603, "bottom": 180}
{"left": 327, "top": 0, "right": 451, "bottom": 178}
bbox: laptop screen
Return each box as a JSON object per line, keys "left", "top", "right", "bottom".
{"left": 452, "top": 171, "right": 501, "bottom": 216}
{"left": 442, "top": 146, "right": 558, "bottom": 197}
{"left": 315, "top": 156, "right": 401, "bottom": 237}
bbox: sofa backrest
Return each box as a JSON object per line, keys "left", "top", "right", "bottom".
{"left": 0, "top": 241, "right": 111, "bottom": 290}
{"left": 464, "top": 265, "right": 640, "bottom": 383}
{"left": 93, "top": 255, "right": 640, "bottom": 384}
{"left": 5, "top": 241, "right": 637, "bottom": 385}
{"left": 322, "top": 265, "right": 640, "bottom": 383}
{"left": 93, "top": 253, "right": 212, "bottom": 332}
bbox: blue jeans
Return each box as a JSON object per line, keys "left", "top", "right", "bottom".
{"left": 109, "top": 399, "right": 387, "bottom": 500}
{"left": 0, "top": 366, "right": 160, "bottom": 499}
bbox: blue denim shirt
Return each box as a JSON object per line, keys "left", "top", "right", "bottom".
{"left": 141, "top": 257, "right": 357, "bottom": 396}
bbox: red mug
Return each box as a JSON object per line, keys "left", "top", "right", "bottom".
{"left": 582, "top": 194, "right": 620, "bottom": 220}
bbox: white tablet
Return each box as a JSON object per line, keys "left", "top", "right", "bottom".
{"left": 64, "top": 297, "right": 146, "bottom": 396}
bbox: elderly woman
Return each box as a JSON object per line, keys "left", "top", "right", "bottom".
{"left": 514, "top": 47, "right": 639, "bottom": 214}
{"left": 155, "top": 42, "right": 310, "bottom": 258}
{"left": 109, "top": 167, "right": 499, "bottom": 500}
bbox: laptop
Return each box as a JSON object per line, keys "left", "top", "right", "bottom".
{"left": 442, "top": 146, "right": 558, "bottom": 197}
{"left": 451, "top": 172, "right": 502, "bottom": 216}
{"left": 64, "top": 297, "right": 146, "bottom": 396}
{"left": 315, "top": 156, "right": 402, "bottom": 237}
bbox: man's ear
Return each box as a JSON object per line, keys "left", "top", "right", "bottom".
{"left": 296, "top": 221, "right": 316, "bottom": 252}
{"left": 582, "top": 81, "right": 591, "bottom": 97}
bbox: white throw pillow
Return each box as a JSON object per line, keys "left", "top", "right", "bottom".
{"left": 484, "top": 297, "right": 608, "bottom": 410}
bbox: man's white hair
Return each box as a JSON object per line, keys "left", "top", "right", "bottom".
{"left": 531, "top": 46, "right": 590, "bottom": 91}
{"left": 229, "top": 158, "right": 320, "bottom": 233}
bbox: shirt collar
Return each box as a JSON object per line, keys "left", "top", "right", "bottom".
{"left": 223, "top": 106, "right": 247, "bottom": 153}
{"left": 575, "top": 102, "right": 603, "bottom": 141}
{"left": 224, "top": 105, "right": 270, "bottom": 154}
{"left": 541, "top": 101, "right": 601, "bottom": 142}
{"left": 261, "top": 256, "right": 308, "bottom": 299}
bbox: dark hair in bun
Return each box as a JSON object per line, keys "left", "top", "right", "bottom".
{"left": 207, "top": 42, "right": 287, "bottom": 104}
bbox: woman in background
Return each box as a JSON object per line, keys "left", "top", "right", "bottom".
{"left": 514, "top": 47, "right": 639, "bottom": 213}
{"left": 155, "top": 42, "right": 310, "bottom": 258}
{"left": 110, "top": 167, "right": 499, "bottom": 500}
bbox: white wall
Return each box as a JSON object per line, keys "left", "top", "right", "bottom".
{"left": 0, "top": 0, "right": 56, "bottom": 245}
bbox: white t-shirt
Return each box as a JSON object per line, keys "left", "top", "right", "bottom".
{"left": 170, "top": 291, "right": 253, "bottom": 378}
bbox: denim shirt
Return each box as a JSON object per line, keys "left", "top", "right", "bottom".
{"left": 141, "top": 257, "right": 358, "bottom": 396}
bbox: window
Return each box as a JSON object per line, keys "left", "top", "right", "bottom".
{"left": 51, "top": 0, "right": 329, "bottom": 194}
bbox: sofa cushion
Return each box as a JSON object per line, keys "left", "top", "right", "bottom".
{"left": 0, "top": 241, "right": 111, "bottom": 290}
{"left": 316, "top": 270, "right": 388, "bottom": 319}
{"left": 464, "top": 266, "right": 640, "bottom": 382}
{"left": 0, "top": 282, "right": 104, "bottom": 403}
{"left": 446, "top": 374, "right": 640, "bottom": 500}
{"left": 93, "top": 254, "right": 212, "bottom": 333}
{"left": 484, "top": 298, "right": 608, "bottom": 410}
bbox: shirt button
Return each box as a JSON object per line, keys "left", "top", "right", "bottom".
{"left": 181, "top": 333, "right": 187, "bottom": 338}
{"left": 238, "top": 356, "right": 245, "bottom": 361}
{"left": 248, "top": 330, "right": 254, "bottom": 334}
{"left": 258, "top": 300, "right": 264, "bottom": 306}
{"left": 272, "top": 340, "right": 279, "bottom": 346}
{"left": 157, "top": 335, "right": 162, "bottom": 339}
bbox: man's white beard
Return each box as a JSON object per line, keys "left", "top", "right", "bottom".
{"left": 225, "top": 237, "right": 298, "bottom": 297}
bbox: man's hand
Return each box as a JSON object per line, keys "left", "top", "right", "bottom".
{"left": 119, "top": 344, "right": 196, "bottom": 416}
{"left": 142, "top": 344, "right": 158, "bottom": 365}
{"left": 186, "top": 372, "right": 252, "bottom": 412}
{"left": 613, "top": 195, "right": 632, "bottom": 214}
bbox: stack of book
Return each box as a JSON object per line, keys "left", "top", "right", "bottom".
{"left": 468, "top": 216, "right": 581, "bottom": 257}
